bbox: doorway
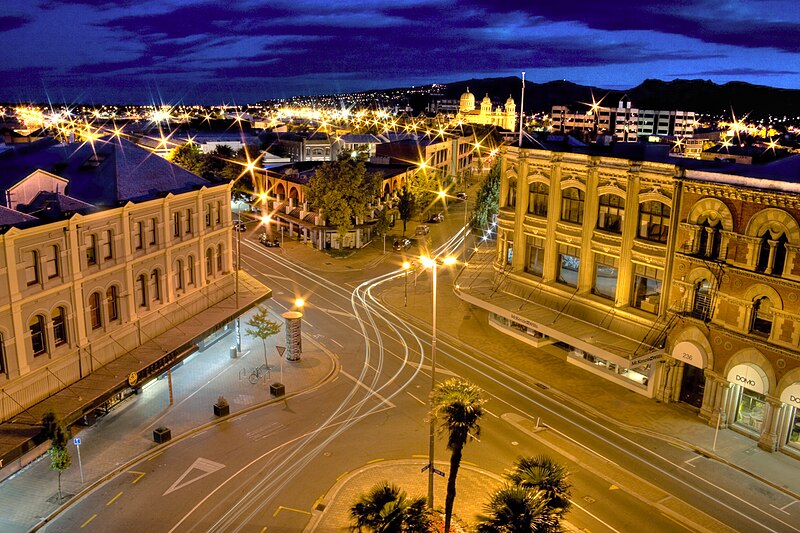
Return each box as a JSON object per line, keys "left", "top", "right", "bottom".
{"left": 679, "top": 364, "right": 705, "bottom": 408}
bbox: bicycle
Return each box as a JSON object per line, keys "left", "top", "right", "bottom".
{"left": 248, "top": 364, "right": 270, "bottom": 385}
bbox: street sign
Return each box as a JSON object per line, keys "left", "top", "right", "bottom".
{"left": 432, "top": 467, "right": 445, "bottom": 477}
{"left": 276, "top": 346, "right": 286, "bottom": 358}
{"left": 421, "top": 464, "right": 430, "bottom": 473}
{"left": 73, "top": 438, "right": 81, "bottom": 446}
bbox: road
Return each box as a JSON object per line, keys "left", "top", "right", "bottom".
{"left": 43, "top": 220, "right": 800, "bottom": 532}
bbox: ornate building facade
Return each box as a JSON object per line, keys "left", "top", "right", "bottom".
{"left": 457, "top": 143, "right": 800, "bottom": 458}
{"left": 457, "top": 89, "right": 517, "bottom": 131}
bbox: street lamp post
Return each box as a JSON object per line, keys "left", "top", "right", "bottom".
{"left": 421, "top": 254, "right": 456, "bottom": 509}
{"left": 402, "top": 261, "right": 412, "bottom": 307}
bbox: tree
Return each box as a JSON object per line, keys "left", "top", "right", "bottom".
{"left": 349, "top": 481, "right": 432, "bottom": 532}
{"left": 406, "top": 168, "right": 441, "bottom": 220}
{"left": 168, "top": 143, "right": 207, "bottom": 176}
{"left": 305, "top": 160, "right": 381, "bottom": 247}
{"left": 245, "top": 306, "right": 282, "bottom": 373}
{"left": 373, "top": 204, "right": 392, "bottom": 239}
{"left": 430, "top": 378, "right": 485, "bottom": 533}
{"left": 476, "top": 484, "right": 560, "bottom": 533}
{"left": 505, "top": 455, "right": 571, "bottom": 519}
{"left": 396, "top": 186, "right": 414, "bottom": 236}
{"left": 43, "top": 415, "right": 71, "bottom": 503}
{"left": 473, "top": 161, "right": 500, "bottom": 231}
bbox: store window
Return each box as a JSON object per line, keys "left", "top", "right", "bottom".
{"left": 632, "top": 264, "right": 662, "bottom": 313}
{"left": 525, "top": 237, "right": 544, "bottom": 276}
{"left": 751, "top": 297, "right": 773, "bottom": 337}
{"left": 527, "top": 182, "right": 548, "bottom": 217}
{"left": 560, "top": 187, "right": 584, "bottom": 224}
{"left": 593, "top": 254, "right": 618, "bottom": 300}
{"left": 557, "top": 246, "right": 580, "bottom": 288}
{"left": 692, "top": 280, "right": 712, "bottom": 320}
{"left": 597, "top": 194, "right": 624, "bottom": 233}
{"left": 638, "top": 201, "right": 670, "bottom": 243}
{"left": 735, "top": 389, "right": 766, "bottom": 433}
{"left": 787, "top": 408, "right": 800, "bottom": 449}
{"left": 506, "top": 242, "right": 513, "bottom": 266}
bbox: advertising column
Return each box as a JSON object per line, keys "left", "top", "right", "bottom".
{"left": 282, "top": 311, "right": 303, "bottom": 361}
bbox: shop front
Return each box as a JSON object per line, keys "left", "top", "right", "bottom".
{"left": 671, "top": 341, "right": 707, "bottom": 408}
{"left": 778, "top": 382, "right": 800, "bottom": 456}
{"left": 725, "top": 363, "right": 769, "bottom": 437}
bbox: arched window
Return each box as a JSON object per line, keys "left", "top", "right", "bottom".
{"left": 30, "top": 315, "right": 47, "bottom": 356}
{"left": 176, "top": 259, "right": 184, "bottom": 290}
{"left": 137, "top": 274, "right": 148, "bottom": 307}
{"left": 506, "top": 179, "right": 516, "bottom": 208}
{"left": 107, "top": 286, "right": 119, "bottom": 321}
{"left": 46, "top": 245, "right": 60, "bottom": 279}
{"left": 597, "top": 194, "right": 624, "bottom": 233}
{"left": 692, "top": 280, "right": 712, "bottom": 320}
{"left": 560, "top": 187, "right": 584, "bottom": 224}
{"left": 751, "top": 297, "right": 773, "bottom": 337}
{"left": 206, "top": 248, "right": 214, "bottom": 277}
{"left": 103, "top": 229, "right": 114, "bottom": 260}
{"left": 527, "top": 182, "right": 548, "bottom": 217}
{"left": 756, "top": 231, "right": 788, "bottom": 276}
{"left": 151, "top": 269, "right": 161, "bottom": 302}
{"left": 187, "top": 255, "right": 195, "bottom": 285}
{"left": 638, "top": 201, "right": 670, "bottom": 243}
{"left": 89, "top": 292, "right": 102, "bottom": 330}
{"left": 52, "top": 306, "right": 68, "bottom": 345}
{"left": 216, "top": 244, "right": 223, "bottom": 273}
{"left": 86, "top": 234, "right": 98, "bottom": 265}
{"left": 26, "top": 250, "right": 40, "bottom": 286}
{"left": 696, "top": 220, "right": 721, "bottom": 258}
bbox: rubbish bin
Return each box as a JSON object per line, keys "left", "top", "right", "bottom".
{"left": 230, "top": 346, "right": 237, "bottom": 359}
{"left": 153, "top": 426, "right": 171, "bottom": 443}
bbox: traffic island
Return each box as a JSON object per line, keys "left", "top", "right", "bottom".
{"left": 153, "top": 426, "right": 172, "bottom": 443}
{"left": 270, "top": 382, "right": 285, "bottom": 397}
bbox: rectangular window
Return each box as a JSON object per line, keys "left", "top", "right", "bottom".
{"left": 185, "top": 209, "right": 192, "bottom": 234}
{"left": 593, "top": 254, "right": 619, "bottom": 300}
{"left": 527, "top": 183, "right": 548, "bottom": 217}
{"left": 86, "top": 235, "right": 97, "bottom": 266}
{"left": 632, "top": 264, "right": 663, "bottom": 313}
{"left": 46, "top": 247, "right": 59, "bottom": 279}
{"left": 103, "top": 230, "right": 113, "bottom": 260}
{"left": 135, "top": 221, "right": 144, "bottom": 250}
{"left": 557, "top": 245, "right": 580, "bottom": 288}
{"left": 525, "top": 236, "right": 544, "bottom": 276}
{"left": 205, "top": 204, "right": 212, "bottom": 227}
{"left": 25, "top": 251, "right": 40, "bottom": 286}
{"left": 150, "top": 218, "right": 158, "bottom": 245}
{"left": 173, "top": 211, "right": 181, "bottom": 237}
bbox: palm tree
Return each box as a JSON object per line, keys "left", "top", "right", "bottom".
{"left": 430, "top": 377, "right": 485, "bottom": 533}
{"left": 349, "top": 481, "right": 432, "bottom": 532}
{"left": 476, "top": 484, "right": 560, "bottom": 533}
{"left": 505, "top": 455, "right": 571, "bottom": 519}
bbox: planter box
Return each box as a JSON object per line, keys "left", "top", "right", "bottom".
{"left": 214, "top": 403, "right": 230, "bottom": 417}
{"left": 153, "top": 426, "right": 171, "bottom": 443}
{"left": 270, "top": 382, "right": 286, "bottom": 397}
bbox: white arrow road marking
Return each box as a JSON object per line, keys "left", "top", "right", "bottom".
{"left": 163, "top": 457, "right": 226, "bottom": 496}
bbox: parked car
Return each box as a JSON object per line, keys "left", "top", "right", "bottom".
{"left": 415, "top": 224, "right": 430, "bottom": 235}
{"left": 258, "top": 232, "right": 280, "bottom": 247}
{"left": 392, "top": 238, "right": 412, "bottom": 251}
{"left": 428, "top": 212, "right": 444, "bottom": 223}
{"left": 456, "top": 192, "right": 468, "bottom": 200}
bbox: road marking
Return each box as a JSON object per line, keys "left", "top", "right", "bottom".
{"left": 411, "top": 454, "right": 428, "bottom": 459}
{"left": 770, "top": 499, "right": 797, "bottom": 514}
{"left": 147, "top": 451, "right": 163, "bottom": 461}
{"left": 484, "top": 408, "right": 499, "bottom": 418}
{"left": 273, "top": 505, "right": 311, "bottom": 517}
{"left": 330, "top": 338, "right": 343, "bottom": 348}
{"left": 417, "top": 364, "right": 459, "bottom": 377}
{"left": 406, "top": 391, "right": 426, "bottom": 405}
{"left": 341, "top": 369, "right": 395, "bottom": 407}
{"left": 684, "top": 455, "right": 701, "bottom": 467}
{"left": 164, "top": 457, "right": 226, "bottom": 496}
{"left": 336, "top": 471, "right": 349, "bottom": 481}
{"left": 609, "top": 485, "right": 619, "bottom": 490}
{"left": 569, "top": 500, "right": 621, "bottom": 533}
{"left": 316, "top": 307, "right": 355, "bottom": 318}
{"left": 367, "top": 458, "right": 384, "bottom": 464}
{"left": 127, "top": 471, "right": 145, "bottom": 484}
{"left": 80, "top": 514, "right": 97, "bottom": 528}
{"left": 106, "top": 492, "right": 123, "bottom": 506}
{"left": 260, "top": 527, "right": 267, "bottom": 533}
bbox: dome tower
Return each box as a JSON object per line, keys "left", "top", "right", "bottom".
{"left": 459, "top": 88, "right": 475, "bottom": 113}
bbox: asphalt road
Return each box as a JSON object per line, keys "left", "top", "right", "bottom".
{"left": 41, "top": 223, "right": 800, "bottom": 532}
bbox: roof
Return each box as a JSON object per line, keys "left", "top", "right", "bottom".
{"left": 20, "top": 191, "right": 95, "bottom": 220}
{"left": 0, "top": 205, "right": 37, "bottom": 226}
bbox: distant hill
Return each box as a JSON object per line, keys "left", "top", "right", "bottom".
{"left": 420, "top": 77, "right": 800, "bottom": 119}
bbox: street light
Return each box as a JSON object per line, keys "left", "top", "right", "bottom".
{"left": 402, "top": 261, "right": 413, "bottom": 307}
{"left": 420, "top": 254, "right": 456, "bottom": 509}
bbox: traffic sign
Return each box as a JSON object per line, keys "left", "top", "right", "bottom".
{"left": 276, "top": 346, "right": 286, "bottom": 357}
{"left": 73, "top": 438, "right": 81, "bottom": 446}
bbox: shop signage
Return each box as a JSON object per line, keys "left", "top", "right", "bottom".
{"left": 629, "top": 349, "right": 663, "bottom": 369}
{"left": 727, "top": 364, "right": 767, "bottom": 394}
{"left": 780, "top": 383, "right": 800, "bottom": 408}
{"left": 671, "top": 341, "right": 706, "bottom": 369}
{"left": 510, "top": 313, "right": 539, "bottom": 330}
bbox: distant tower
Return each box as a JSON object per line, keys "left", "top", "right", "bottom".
{"left": 460, "top": 88, "right": 475, "bottom": 113}
{"left": 480, "top": 94, "right": 492, "bottom": 117}
{"left": 504, "top": 94, "right": 516, "bottom": 130}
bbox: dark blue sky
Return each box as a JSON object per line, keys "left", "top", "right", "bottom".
{"left": 1, "top": 0, "right": 798, "bottom": 104}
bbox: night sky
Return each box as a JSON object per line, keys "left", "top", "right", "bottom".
{"left": 1, "top": 0, "right": 798, "bottom": 104}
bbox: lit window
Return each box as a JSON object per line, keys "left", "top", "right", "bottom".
{"left": 506, "top": 179, "right": 517, "bottom": 208}
{"left": 751, "top": 297, "right": 773, "bottom": 337}
{"left": 593, "top": 255, "right": 618, "bottom": 300}
{"left": 638, "top": 201, "right": 670, "bottom": 243}
{"left": 527, "top": 182, "right": 548, "bottom": 217}
{"left": 597, "top": 194, "right": 624, "bottom": 233}
{"left": 692, "top": 280, "right": 712, "bottom": 320}
{"left": 560, "top": 188, "right": 584, "bottom": 224}
{"left": 632, "top": 265, "right": 663, "bottom": 313}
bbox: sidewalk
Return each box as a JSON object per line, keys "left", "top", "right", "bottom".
{"left": 0, "top": 305, "right": 336, "bottom": 533}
